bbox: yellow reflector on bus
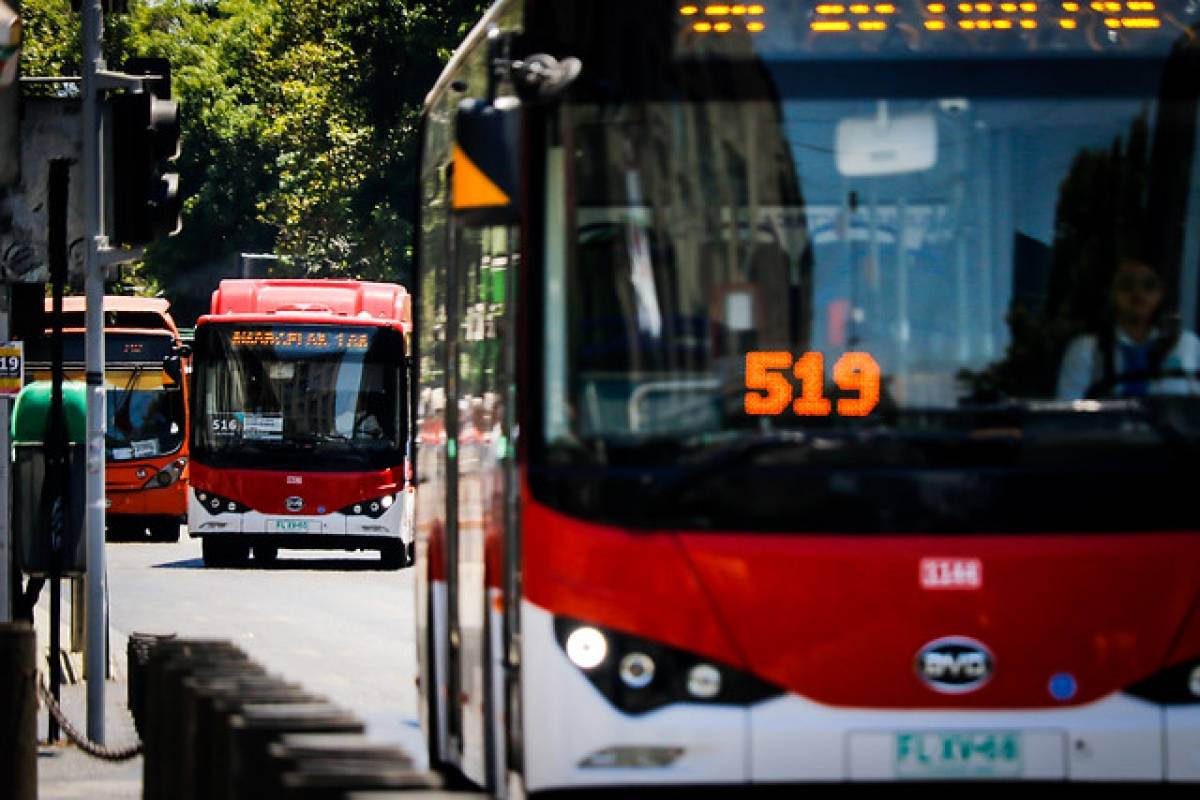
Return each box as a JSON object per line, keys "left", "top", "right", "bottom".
{"left": 452, "top": 145, "right": 511, "bottom": 210}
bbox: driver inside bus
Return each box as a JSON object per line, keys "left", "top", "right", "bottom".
{"left": 1056, "top": 256, "right": 1200, "bottom": 399}
{"left": 354, "top": 410, "right": 384, "bottom": 439}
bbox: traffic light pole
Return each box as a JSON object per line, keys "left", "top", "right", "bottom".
{"left": 81, "top": 0, "right": 107, "bottom": 743}
{"left": 79, "top": 0, "right": 170, "bottom": 742}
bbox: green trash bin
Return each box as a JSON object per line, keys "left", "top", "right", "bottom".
{"left": 11, "top": 381, "right": 88, "bottom": 576}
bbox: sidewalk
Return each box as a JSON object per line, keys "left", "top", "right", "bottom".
{"left": 33, "top": 593, "right": 142, "bottom": 800}
{"left": 35, "top": 673, "right": 142, "bottom": 800}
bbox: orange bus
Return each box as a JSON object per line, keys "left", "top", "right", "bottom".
{"left": 28, "top": 296, "right": 190, "bottom": 541}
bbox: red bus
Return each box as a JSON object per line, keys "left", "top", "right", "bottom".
{"left": 28, "top": 296, "right": 190, "bottom": 541}
{"left": 414, "top": 0, "right": 1200, "bottom": 792}
{"left": 188, "top": 279, "right": 413, "bottom": 568}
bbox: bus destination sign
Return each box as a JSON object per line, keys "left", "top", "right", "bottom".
{"left": 229, "top": 328, "right": 371, "bottom": 352}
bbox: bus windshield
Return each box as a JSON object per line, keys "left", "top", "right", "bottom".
{"left": 24, "top": 331, "right": 187, "bottom": 462}
{"left": 192, "top": 323, "right": 406, "bottom": 471}
{"left": 106, "top": 374, "right": 186, "bottom": 461}
{"left": 532, "top": 1, "right": 1200, "bottom": 531}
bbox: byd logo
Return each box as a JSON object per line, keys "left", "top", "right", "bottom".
{"left": 915, "top": 637, "right": 994, "bottom": 693}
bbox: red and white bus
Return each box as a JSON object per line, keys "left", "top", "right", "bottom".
{"left": 189, "top": 278, "right": 413, "bottom": 568}
{"left": 414, "top": 0, "right": 1200, "bottom": 792}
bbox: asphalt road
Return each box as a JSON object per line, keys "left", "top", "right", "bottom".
{"left": 106, "top": 527, "right": 426, "bottom": 766}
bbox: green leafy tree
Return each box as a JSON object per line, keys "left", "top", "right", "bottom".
{"left": 121, "top": 0, "right": 281, "bottom": 324}
{"left": 16, "top": 0, "right": 80, "bottom": 91}
{"left": 21, "top": 0, "right": 486, "bottom": 325}
{"left": 255, "top": 0, "right": 485, "bottom": 282}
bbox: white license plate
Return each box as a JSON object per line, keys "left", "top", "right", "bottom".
{"left": 268, "top": 518, "right": 316, "bottom": 533}
{"left": 894, "top": 731, "right": 1022, "bottom": 778}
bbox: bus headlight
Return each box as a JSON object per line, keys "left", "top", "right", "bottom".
{"left": 146, "top": 457, "right": 188, "bottom": 489}
{"left": 339, "top": 495, "right": 395, "bottom": 519}
{"left": 619, "top": 652, "right": 655, "bottom": 688}
{"left": 194, "top": 489, "right": 249, "bottom": 515}
{"left": 565, "top": 627, "right": 608, "bottom": 670}
{"left": 554, "top": 616, "right": 781, "bottom": 714}
{"left": 687, "top": 663, "right": 722, "bottom": 699}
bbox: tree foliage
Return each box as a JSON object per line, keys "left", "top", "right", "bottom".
{"left": 21, "top": 0, "right": 486, "bottom": 324}
{"left": 16, "top": 0, "right": 80, "bottom": 87}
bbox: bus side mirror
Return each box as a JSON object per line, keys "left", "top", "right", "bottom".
{"left": 452, "top": 96, "right": 522, "bottom": 226}
{"left": 163, "top": 354, "right": 184, "bottom": 385}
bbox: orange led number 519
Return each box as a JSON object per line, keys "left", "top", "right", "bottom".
{"left": 744, "top": 351, "right": 880, "bottom": 417}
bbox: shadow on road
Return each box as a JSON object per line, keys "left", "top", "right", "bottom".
{"left": 153, "top": 557, "right": 402, "bottom": 572}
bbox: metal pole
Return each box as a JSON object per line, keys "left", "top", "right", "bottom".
{"left": 70, "top": 576, "right": 84, "bottom": 652}
{"left": 81, "top": 0, "right": 107, "bottom": 744}
{"left": 0, "top": 0, "right": 18, "bottom": 626}
{"left": 0, "top": 286, "right": 10, "bottom": 624}
{"left": 47, "top": 157, "right": 69, "bottom": 744}
{"left": 0, "top": 623, "right": 37, "bottom": 800}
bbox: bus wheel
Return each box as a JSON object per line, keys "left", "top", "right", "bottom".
{"left": 151, "top": 521, "right": 181, "bottom": 543}
{"left": 202, "top": 539, "right": 250, "bottom": 568}
{"left": 380, "top": 541, "right": 407, "bottom": 570}
{"left": 253, "top": 545, "right": 279, "bottom": 564}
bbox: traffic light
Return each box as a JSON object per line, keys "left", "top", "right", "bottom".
{"left": 110, "top": 57, "right": 181, "bottom": 246}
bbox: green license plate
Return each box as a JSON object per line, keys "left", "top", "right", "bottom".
{"left": 894, "top": 731, "right": 1022, "bottom": 778}
{"left": 269, "top": 519, "right": 313, "bottom": 533}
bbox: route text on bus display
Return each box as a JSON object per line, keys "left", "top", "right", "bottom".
{"left": 228, "top": 328, "right": 371, "bottom": 351}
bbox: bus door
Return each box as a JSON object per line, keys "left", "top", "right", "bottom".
{"left": 449, "top": 222, "right": 519, "bottom": 787}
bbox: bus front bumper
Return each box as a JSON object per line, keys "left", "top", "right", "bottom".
{"left": 521, "top": 602, "right": 1200, "bottom": 789}
{"left": 188, "top": 488, "right": 410, "bottom": 544}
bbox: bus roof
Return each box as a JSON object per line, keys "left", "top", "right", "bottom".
{"left": 44, "top": 295, "right": 180, "bottom": 338}
{"left": 52, "top": 296, "right": 172, "bottom": 315}
{"left": 202, "top": 279, "right": 412, "bottom": 331}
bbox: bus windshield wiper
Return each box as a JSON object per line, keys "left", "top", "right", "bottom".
{"left": 1130, "top": 395, "right": 1200, "bottom": 456}
{"left": 112, "top": 364, "right": 144, "bottom": 434}
{"left": 956, "top": 396, "right": 1200, "bottom": 440}
{"left": 288, "top": 431, "right": 363, "bottom": 450}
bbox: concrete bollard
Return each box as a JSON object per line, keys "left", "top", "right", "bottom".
{"left": 197, "top": 680, "right": 321, "bottom": 800}
{"left": 170, "top": 662, "right": 270, "bottom": 800}
{"left": 341, "top": 794, "right": 483, "bottom": 800}
{"left": 126, "top": 631, "right": 176, "bottom": 739}
{"left": 226, "top": 702, "right": 364, "bottom": 800}
{"left": 277, "top": 758, "right": 440, "bottom": 800}
{"left": 142, "top": 639, "right": 249, "bottom": 800}
{"left": 262, "top": 733, "right": 417, "bottom": 800}
{"left": 342, "top": 794, "right": 482, "bottom": 800}
{"left": 0, "top": 623, "right": 37, "bottom": 800}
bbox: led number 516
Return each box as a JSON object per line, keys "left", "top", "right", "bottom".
{"left": 744, "top": 351, "right": 881, "bottom": 417}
